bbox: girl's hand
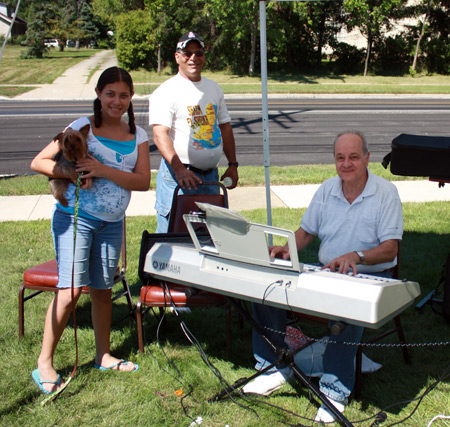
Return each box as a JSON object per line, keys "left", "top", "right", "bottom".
{"left": 75, "top": 154, "right": 105, "bottom": 179}
{"left": 70, "top": 172, "right": 92, "bottom": 189}
{"left": 80, "top": 177, "right": 93, "bottom": 189}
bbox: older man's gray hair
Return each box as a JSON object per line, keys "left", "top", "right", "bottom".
{"left": 333, "top": 131, "right": 369, "bottom": 155}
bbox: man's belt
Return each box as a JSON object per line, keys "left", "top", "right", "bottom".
{"left": 183, "top": 164, "right": 215, "bottom": 175}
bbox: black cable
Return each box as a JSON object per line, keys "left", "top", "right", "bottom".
{"left": 143, "top": 283, "right": 197, "bottom": 424}
{"left": 177, "top": 315, "right": 261, "bottom": 420}
{"left": 146, "top": 278, "right": 450, "bottom": 427}
{"left": 346, "top": 363, "right": 450, "bottom": 426}
{"left": 258, "top": 281, "right": 450, "bottom": 426}
{"left": 149, "top": 281, "right": 261, "bottom": 422}
{"left": 382, "top": 364, "right": 450, "bottom": 427}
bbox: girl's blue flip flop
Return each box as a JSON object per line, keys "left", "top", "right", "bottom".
{"left": 32, "top": 369, "right": 61, "bottom": 394}
{"left": 94, "top": 359, "right": 139, "bottom": 372}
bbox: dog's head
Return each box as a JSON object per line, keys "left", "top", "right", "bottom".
{"left": 55, "top": 124, "right": 90, "bottom": 162}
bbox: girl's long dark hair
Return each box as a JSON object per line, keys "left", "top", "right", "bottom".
{"left": 93, "top": 67, "right": 136, "bottom": 134}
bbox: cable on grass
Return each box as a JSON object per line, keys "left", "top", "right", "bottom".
{"left": 144, "top": 277, "right": 450, "bottom": 426}
{"left": 142, "top": 281, "right": 197, "bottom": 424}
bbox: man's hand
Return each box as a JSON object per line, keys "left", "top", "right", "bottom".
{"left": 269, "top": 245, "right": 291, "bottom": 260}
{"left": 174, "top": 166, "right": 203, "bottom": 190}
{"left": 220, "top": 166, "right": 238, "bottom": 189}
{"left": 323, "top": 251, "right": 361, "bottom": 275}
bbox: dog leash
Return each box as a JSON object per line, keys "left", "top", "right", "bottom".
{"left": 41, "top": 173, "right": 82, "bottom": 405}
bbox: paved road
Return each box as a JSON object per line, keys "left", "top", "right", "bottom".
{"left": 1, "top": 97, "right": 450, "bottom": 175}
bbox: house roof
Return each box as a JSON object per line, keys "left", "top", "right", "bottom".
{"left": 0, "top": 11, "right": 27, "bottom": 25}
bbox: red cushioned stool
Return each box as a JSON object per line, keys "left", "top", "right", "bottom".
{"left": 19, "top": 218, "right": 133, "bottom": 338}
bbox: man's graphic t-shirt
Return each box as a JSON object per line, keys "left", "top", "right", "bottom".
{"left": 149, "top": 73, "right": 231, "bottom": 170}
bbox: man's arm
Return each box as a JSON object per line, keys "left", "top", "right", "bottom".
{"left": 152, "top": 124, "right": 202, "bottom": 190}
{"left": 219, "top": 122, "right": 239, "bottom": 189}
{"left": 325, "top": 239, "right": 399, "bottom": 275}
{"left": 270, "top": 227, "right": 315, "bottom": 259}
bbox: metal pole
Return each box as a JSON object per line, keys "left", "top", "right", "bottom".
{"left": 259, "top": 1, "right": 273, "bottom": 231}
{"left": 0, "top": 0, "right": 22, "bottom": 65}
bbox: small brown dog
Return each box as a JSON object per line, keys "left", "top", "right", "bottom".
{"left": 50, "top": 124, "right": 90, "bottom": 207}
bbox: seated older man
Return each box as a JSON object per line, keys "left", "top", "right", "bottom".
{"left": 243, "top": 131, "right": 403, "bottom": 423}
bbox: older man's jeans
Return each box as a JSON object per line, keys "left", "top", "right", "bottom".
{"left": 155, "top": 159, "right": 219, "bottom": 233}
{"left": 319, "top": 323, "right": 364, "bottom": 402}
{"left": 251, "top": 269, "right": 392, "bottom": 402}
{"left": 251, "top": 303, "right": 292, "bottom": 378}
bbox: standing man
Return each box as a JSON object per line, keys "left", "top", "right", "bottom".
{"left": 243, "top": 131, "right": 403, "bottom": 423}
{"left": 149, "top": 32, "right": 239, "bottom": 232}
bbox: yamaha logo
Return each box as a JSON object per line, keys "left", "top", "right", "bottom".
{"left": 152, "top": 259, "right": 181, "bottom": 275}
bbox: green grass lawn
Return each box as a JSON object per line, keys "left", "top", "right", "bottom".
{"left": 0, "top": 46, "right": 99, "bottom": 97}
{"left": 0, "top": 163, "right": 421, "bottom": 196}
{"left": 2, "top": 45, "right": 450, "bottom": 97}
{"left": 131, "top": 68, "right": 450, "bottom": 95}
{"left": 1, "top": 203, "right": 449, "bottom": 426}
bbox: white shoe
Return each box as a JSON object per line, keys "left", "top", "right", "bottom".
{"left": 242, "top": 370, "right": 292, "bottom": 396}
{"left": 314, "top": 397, "right": 347, "bottom": 423}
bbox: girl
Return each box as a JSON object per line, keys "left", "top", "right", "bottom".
{"left": 30, "top": 67, "right": 150, "bottom": 393}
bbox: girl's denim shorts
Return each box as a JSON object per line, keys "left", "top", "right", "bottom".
{"left": 52, "top": 208, "right": 123, "bottom": 289}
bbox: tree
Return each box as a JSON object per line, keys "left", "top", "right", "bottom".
{"left": 202, "top": 0, "right": 259, "bottom": 74}
{"left": 23, "top": 2, "right": 58, "bottom": 58}
{"left": 261, "top": 1, "right": 343, "bottom": 73}
{"left": 115, "top": 9, "right": 156, "bottom": 70}
{"left": 288, "top": 1, "right": 344, "bottom": 70}
{"left": 146, "top": 0, "right": 189, "bottom": 74}
{"left": 410, "top": 0, "right": 433, "bottom": 73}
{"left": 402, "top": 0, "right": 450, "bottom": 74}
{"left": 145, "top": 0, "right": 208, "bottom": 73}
{"left": 47, "top": 1, "right": 82, "bottom": 51}
{"left": 92, "top": 0, "right": 145, "bottom": 29}
{"left": 79, "top": 0, "right": 101, "bottom": 47}
{"left": 343, "top": 0, "right": 405, "bottom": 76}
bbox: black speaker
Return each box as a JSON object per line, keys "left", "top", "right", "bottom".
{"left": 382, "top": 134, "right": 450, "bottom": 180}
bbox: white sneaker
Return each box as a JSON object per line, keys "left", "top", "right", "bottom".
{"left": 314, "top": 397, "right": 347, "bottom": 423}
{"left": 242, "top": 370, "right": 292, "bottom": 396}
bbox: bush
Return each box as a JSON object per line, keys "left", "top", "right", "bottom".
{"left": 372, "top": 35, "right": 410, "bottom": 75}
{"left": 21, "top": 43, "right": 48, "bottom": 59}
{"left": 10, "top": 34, "right": 27, "bottom": 46}
{"left": 423, "top": 39, "right": 450, "bottom": 75}
{"left": 331, "top": 42, "right": 365, "bottom": 74}
{"left": 115, "top": 10, "right": 157, "bottom": 71}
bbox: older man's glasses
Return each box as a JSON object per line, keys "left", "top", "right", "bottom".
{"left": 179, "top": 49, "right": 204, "bottom": 58}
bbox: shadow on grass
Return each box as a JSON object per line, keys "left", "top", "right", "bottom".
{"left": 44, "top": 55, "right": 94, "bottom": 60}
{"left": 138, "top": 303, "right": 254, "bottom": 366}
{"left": 226, "top": 72, "right": 348, "bottom": 84}
{"left": 134, "top": 229, "right": 450, "bottom": 419}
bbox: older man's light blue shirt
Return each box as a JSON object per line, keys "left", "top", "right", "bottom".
{"left": 300, "top": 169, "right": 403, "bottom": 273}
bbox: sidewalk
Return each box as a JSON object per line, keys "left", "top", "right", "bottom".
{"left": 1, "top": 180, "right": 449, "bottom": 222}
{"left": 14, "top": 50, "right": 118, "bottom": 100}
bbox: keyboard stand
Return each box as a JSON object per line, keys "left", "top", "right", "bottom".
{"left": 416, "top": 289, "right": 443, "bottom": 310}
{"left": 209, "top": 297, "right": 354, "bottom": 427}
